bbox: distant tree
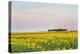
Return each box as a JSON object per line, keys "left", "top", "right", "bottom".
{"left": 48, "top": 28, "right": 67, "bottom": 32}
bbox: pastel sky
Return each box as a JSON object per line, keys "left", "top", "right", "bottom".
{"left": 11, "top": 1, "right": 78, "bottom": 32}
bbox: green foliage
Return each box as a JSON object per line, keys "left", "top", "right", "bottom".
{"left": 9, "top": 32, "right": 78, "bottom": 53}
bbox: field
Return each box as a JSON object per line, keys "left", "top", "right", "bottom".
{"left": 9, "top": 31, "right": 78, "bottom": 53}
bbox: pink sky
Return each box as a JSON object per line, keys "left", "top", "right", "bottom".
{"left": 11, "top": 1, "right": 78, "bottom": 32}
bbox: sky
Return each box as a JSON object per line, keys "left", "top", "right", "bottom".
{"left": 11, "top": 1, "right": 78, "bottom": 32}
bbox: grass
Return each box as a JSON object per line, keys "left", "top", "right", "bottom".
{"left": 9, "top": 31, "right": 78, "bottom": 53}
